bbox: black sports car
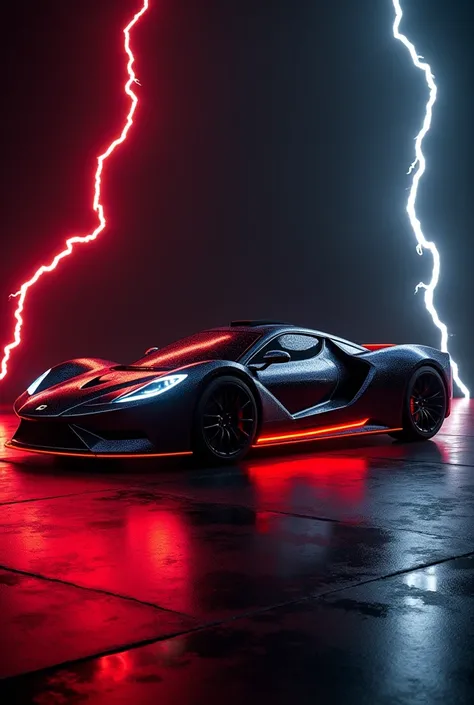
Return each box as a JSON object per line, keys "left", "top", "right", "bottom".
{"left": 7, "top": 321, "right": 452, "bottom": 463}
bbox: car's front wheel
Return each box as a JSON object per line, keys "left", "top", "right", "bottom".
{"left": 389, "top": 365, "right": 447, "bottom": 441}
{"left": 193, "top": 376, "right": 258, "bottom": 464}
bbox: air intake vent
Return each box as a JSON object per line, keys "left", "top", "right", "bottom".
{"left": 14, "top": 420, "right": 87, "bottom": 451}
{"left": 80, "top": 376, "right": 106, "bottom": 389}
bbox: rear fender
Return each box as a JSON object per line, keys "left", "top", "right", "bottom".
{"left": 361, "top": 345, "right": 452, "bottom": 419}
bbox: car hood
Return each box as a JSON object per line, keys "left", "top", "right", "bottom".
{"left": 15, "top": 366, "right": 171, "bottom": 418}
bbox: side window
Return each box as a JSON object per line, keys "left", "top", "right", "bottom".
{"left": 250, "top": 334, "right": 321, "bottom": 364}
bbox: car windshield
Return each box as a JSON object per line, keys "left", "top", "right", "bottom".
{"left": 132, "top": 330, "right": 262, "bottom": 368}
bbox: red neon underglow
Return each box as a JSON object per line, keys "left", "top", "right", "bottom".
{"left": 5, "top": 440, "right": 192, "bottom": 459}
{"left": 0, "top": 0, "right": 150, "bottom": 381}
{"left": 255, "top": 418, "right": 370, "bottom": 445}
{"left": 253, "top": 426, "right": 403, "bottom": 448}
{"left": 148, "top": 334, "right": 232, "bottom": 365}
{"left": 363, "top": 344, "right": 396, "bottom": 351}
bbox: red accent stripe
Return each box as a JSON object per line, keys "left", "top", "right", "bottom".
{"left": 363, "top": 344, "right": 396, "bottom": 351}
{"left": 5, "top": 441, "right": 192, "bottom": 459}
{"left": 255, "top": 418, "right": 370, "bottom": 445}
{"left": 253, "top": 426, "right": 403, "bottom": 449}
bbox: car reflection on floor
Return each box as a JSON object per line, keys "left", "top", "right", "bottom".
{"left": 1, "top": 401, "right": 474, "bottom": 703}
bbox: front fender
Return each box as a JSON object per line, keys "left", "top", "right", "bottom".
{"left": 14, "top": 358, "right": 118, "bottom": 414}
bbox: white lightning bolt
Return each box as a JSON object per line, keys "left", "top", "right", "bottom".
{"left": 392, "top": 0, "right": 469, "bottom": 398}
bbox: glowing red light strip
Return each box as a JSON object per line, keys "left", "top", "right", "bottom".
{"left": 5, "top": 440, "right": 192, "bottom": 459}
{"left": 363, "top": 344, "right": 396, "bottom": 351}
{"left": 253, "top": 425, "right": 403, "bottom": 449}
{"left": 0, "top": 0, "right": 150, "bottom": 381}
{"left": 255, "top": 418, "right": 370, "bottom": 445}
{"left": 149, "top": 334, "right": 232, "bottom": 364}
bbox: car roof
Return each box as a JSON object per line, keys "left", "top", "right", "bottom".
{"left": 210, "top": 322, "right": 366, "bottom": 351}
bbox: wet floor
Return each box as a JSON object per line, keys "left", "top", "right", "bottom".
{"left": 1, "top": 400, "right": 473, "bottom": 703}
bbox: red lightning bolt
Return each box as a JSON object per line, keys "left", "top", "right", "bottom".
{"left": 0, "top": 0, "right": 150, "bottom": 381}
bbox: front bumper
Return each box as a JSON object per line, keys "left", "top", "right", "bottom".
{"left": 7, "top": 414, "right": 193, "bottom": 458}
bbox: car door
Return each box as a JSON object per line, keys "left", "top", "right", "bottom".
{"left": 249, "top": 333, "right": 339, "bottom": 415}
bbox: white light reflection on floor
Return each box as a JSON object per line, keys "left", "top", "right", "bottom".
{"left": 404, "top": 565, "right": 438, "bottom": 594}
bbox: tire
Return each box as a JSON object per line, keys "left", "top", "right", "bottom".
{"left": 193, "top": 376, "right": 258, "bottom": 464}
{"left": 389, "top": 365, "right": 447, "bottom": 442}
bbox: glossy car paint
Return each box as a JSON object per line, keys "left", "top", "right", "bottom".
{"left": 7, "top": 324, "right": 452, "bottom": 456}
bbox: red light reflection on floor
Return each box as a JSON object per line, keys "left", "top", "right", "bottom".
{"left": 0, "top": 412, "right": 17, "bottom": 460}
{"left": 247, "top": 455, "right": 368, "bottom": 514}
{"left": 98, "top": 653, "right": 131, "bottom": 682}
{"left": 125, "top": 507, "right": 191, "bottom": 614}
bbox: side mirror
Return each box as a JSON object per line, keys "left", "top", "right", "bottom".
{"left": 144, "top": 347, "right": 159, "bottom": 356}
{"left": 262, "top": 350, "right": 291, "bottom": 366}
{"left": 249, "top": 349, "right": 291, "bottom": 372}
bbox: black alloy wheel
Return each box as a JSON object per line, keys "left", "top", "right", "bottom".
{"left": 410, "top": 371, "right": 446, "bottom": 433}
{"left": 194, "top": 376, "right": 258, "bottom": 463}
{"left": 390, "top": 366, "right": 447, "bottom": 441}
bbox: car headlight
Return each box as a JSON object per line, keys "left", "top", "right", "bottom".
{"left": 113, "top": 374, "right": 188, "bottom": 403}
{"left": 27, "top": 369, "right": 52, "bottom": 395}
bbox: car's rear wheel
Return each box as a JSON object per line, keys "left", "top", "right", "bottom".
{"left": 193, "top": 376, "right": 258, "bottom": 464}
{"left": 389, "top": 366, "right": 447, "bottom": 441}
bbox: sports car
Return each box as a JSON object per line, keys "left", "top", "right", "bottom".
{"left": 7, "top": 320, "right": 452, "bottom": 463}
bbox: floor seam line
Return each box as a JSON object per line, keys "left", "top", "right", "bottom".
{"left": 0, "top": 564, "right": 195, "bottom": 621}
{"left": 147, "top": 488, "right": 474, "bottom": 542}
{"left": 3, "top": 549, "right": 473, "bottom": 684}
{"left": 0, "top": 487, "right": 127, "bottom": 506}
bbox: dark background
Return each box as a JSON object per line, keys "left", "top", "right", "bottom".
{"left": 1, "top": 0, "right": 473, "bottom": 401}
